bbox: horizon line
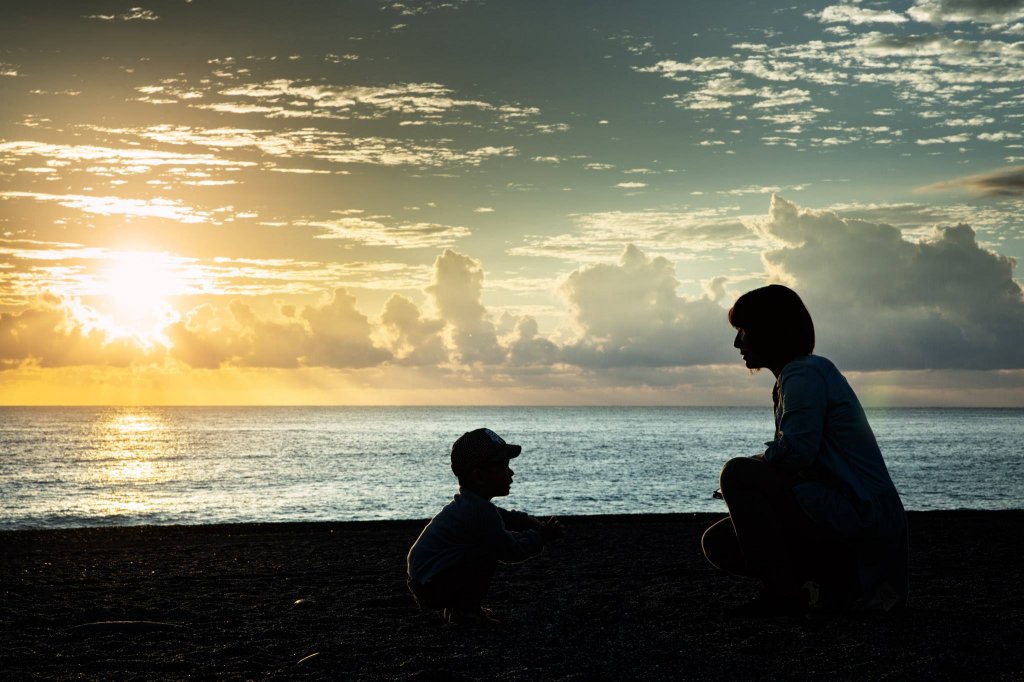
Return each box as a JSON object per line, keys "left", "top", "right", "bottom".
{"left": 1, "top": 404, "right": 1022, "bottom": 409}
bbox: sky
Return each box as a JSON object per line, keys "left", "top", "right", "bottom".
{"left": 1, "top": 0, "right": 1024, "bottom": 406}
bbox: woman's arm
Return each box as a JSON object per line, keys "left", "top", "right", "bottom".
{"left": 764, "top": 363, "right": 826, "bottom": 472}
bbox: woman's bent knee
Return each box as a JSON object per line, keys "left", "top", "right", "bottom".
{"left": 719, "top": 456, "right": 763, "bottom": 493}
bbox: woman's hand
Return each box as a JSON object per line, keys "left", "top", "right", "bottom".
{"left": 538, "top": 516, "right": 564, "bottom": 542}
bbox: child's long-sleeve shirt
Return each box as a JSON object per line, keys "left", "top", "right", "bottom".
{"left": 407, "top": 488, "right": 544, "bottom": 584}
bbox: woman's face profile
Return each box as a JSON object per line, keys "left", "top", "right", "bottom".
{"left": 733, "top": 328, "right": 763, "bottom": 370}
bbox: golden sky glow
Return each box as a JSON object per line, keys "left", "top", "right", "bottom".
{"left": 2, "top": 0, "right": 1024, "bottom": 405}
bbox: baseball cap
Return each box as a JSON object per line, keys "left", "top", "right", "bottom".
{"left": 451, "top": 428, "right": 521, "bottom": 477}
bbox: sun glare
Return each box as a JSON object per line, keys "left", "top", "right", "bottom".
{"left": 98, "top": 251, "right": 181, "bottom": 345}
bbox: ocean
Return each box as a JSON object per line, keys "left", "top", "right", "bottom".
{"left": 1, "top": 407, "right": 1021, "bottom": 530}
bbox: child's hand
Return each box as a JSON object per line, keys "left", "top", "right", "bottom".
{"left": 538, "top": 516, "right": 564, "bottom": 542}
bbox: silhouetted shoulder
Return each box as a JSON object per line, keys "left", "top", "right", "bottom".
{"left": 782, "top": 355, "right": 859, "bottom": 401}
{"left": 784, "top": 354, "right": 838, "bottom": 374}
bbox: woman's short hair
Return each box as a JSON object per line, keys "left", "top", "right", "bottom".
{"left": 728, "top": 284, "right": 815, "bottom": 361}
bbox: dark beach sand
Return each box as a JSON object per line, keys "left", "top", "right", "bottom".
{"left": 2, "top": 511, "right": 1023, "bottom": 681}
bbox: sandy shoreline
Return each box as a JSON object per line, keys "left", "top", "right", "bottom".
{"left": 2, "top": 511, "right": 1022, "bottom": 680}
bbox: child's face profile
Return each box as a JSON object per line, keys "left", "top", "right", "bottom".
{"left": 470, "top": 461, "right": 514, "bottom": 499}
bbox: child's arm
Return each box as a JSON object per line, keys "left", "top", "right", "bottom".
{"left": 480, "top": 506, "right": 546, "bottom": 563}
{"left": 495, "top": 507, "right": 541, "bottom": 532}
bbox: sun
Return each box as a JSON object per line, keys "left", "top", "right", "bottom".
{"left": 98, "top": 251, "right": 182, "bottom": 345}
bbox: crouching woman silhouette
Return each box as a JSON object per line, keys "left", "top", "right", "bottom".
{"left": 702, "top": 285, "right": 908, "bottom": 616}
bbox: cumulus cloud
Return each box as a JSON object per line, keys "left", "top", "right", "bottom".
{"left": 0, "top": 295, "right": 154, "bottom": 369}
{"left": 380, "top": 294, "right": 448, "bottom": 366}
{"left": 426, "top": 249, "right": 505, "bottom": 364}
{"left": 753, "top": 195, "right": 1024, "bottom": 370}
{"left": 168, "top": 290, "right": 391, "bottom": 369}
{"left": 917, "top": 166, "right": 1024, "bottom": 196}
{"left": 301, "top": 289, "right": 392, "bottom": 367}
{"left": 6, "top": 203, "right": 1022, "bottom": 381}
{"left": 1, "top": 249, "right": 539, "bottom": 373}
{"left": 504, "top": 316, "right": 561, "bottom": 367}
{"left": 560, "top": 245, "right": 734, "bottom": 368}
{"left": 165, "top": 305, "right": 239, "bottom": 369}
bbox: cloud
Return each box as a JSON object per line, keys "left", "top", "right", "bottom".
{"left": 719, "top": 183, "right": 808, "bottom": 197}
{"left": 812, "top": 4, "right": 908, "bottom": 25}
{"left": 164, "top": 305, "right": 236, "bottom": 369}
{"left": 824, "top": 201, "right": 968, "bottom": 231}
{"left": 384, "top": 1, "right": 476, "bottom": 17}
{"left": 942, "top": 116, "right": 995, "bottom": 127}
{"left": 855, "top": 32, "right": 1022, "bottom": 58}
{"left": 636, "top": 57, "right": 735, "bottom": 78}
{"left": 0, "top": 191, "right": 214, "bottom": 224}
{"left": 380, "top": 294, "right": 448, "bottom": 366}
{"left": 0, "top": 240, "right": 435, "bottom": 305}
{"left": 217, "top": 80, "right": 504, "bottom": 118}
{"left": 907, "top": 0, "right": 1024, "bottom": 25}
{"left": 915, "top": 134, "right": 972, "bottom": 145}
{"left": 84, "top": 7, "right": 159, "bottom": 22}
{"left": 426, "top": 249, "right": 505, "bottom": 364}
{"left": 917, "top": 166, "right": 1024, "bottom": 196}
{"left": 168, "top": 290, "right": 391, "bottom": 369}
{"left": 504, "top": 316, "right": 561, "bottom": 367}
{"left": 638, "top": 26, "right": 1024, "bottom": 149}
{"left": 300, "top": 289, "right": 393, "bottom": 368}
{"left": 0, "top": 295, "right": 156, "bottom": 369}
{"left": 0, "top": 140, "right": 255, "bottom": 170}
{"left": 752, "top": 87, "right": 811, "bottom": 109}
{"left": 510, "top": 209, "right": 762, "bottom": 262}
{"left": 228, "top": 301, "right": 312, "bottom": 369}
{"left": 977, "top": 131, "right": 1024, "bottom": 141}
{"left": 136, "top": 243, "right": 746, "bottom": 375}
{"left": 5, "top": 200, "right": 1023, "bottom": 381}
{"left": 752, "top": 195, "right": 1024, "bottom": 370}
{"left": 141, "top": 77, "right": 546, "bottom": 133}
{"left": 560, "top": 245, "right": 734, "bottom": 368}
{"left": 303, "top": 212, "right": 471, "bottom": 248}
{"left": 113, "top": 124, "right": 517, "bottom": 169}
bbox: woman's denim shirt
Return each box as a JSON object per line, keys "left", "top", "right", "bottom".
{"left": 765, "top": 354, "right": 909, "bottom": 606}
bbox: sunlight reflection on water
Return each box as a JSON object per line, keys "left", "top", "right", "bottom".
{"left": 90, "top": 409, "right": 171, "bottom": 515}
{"left": 1, "top": 406, "right": 1021, "bottom": 529}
